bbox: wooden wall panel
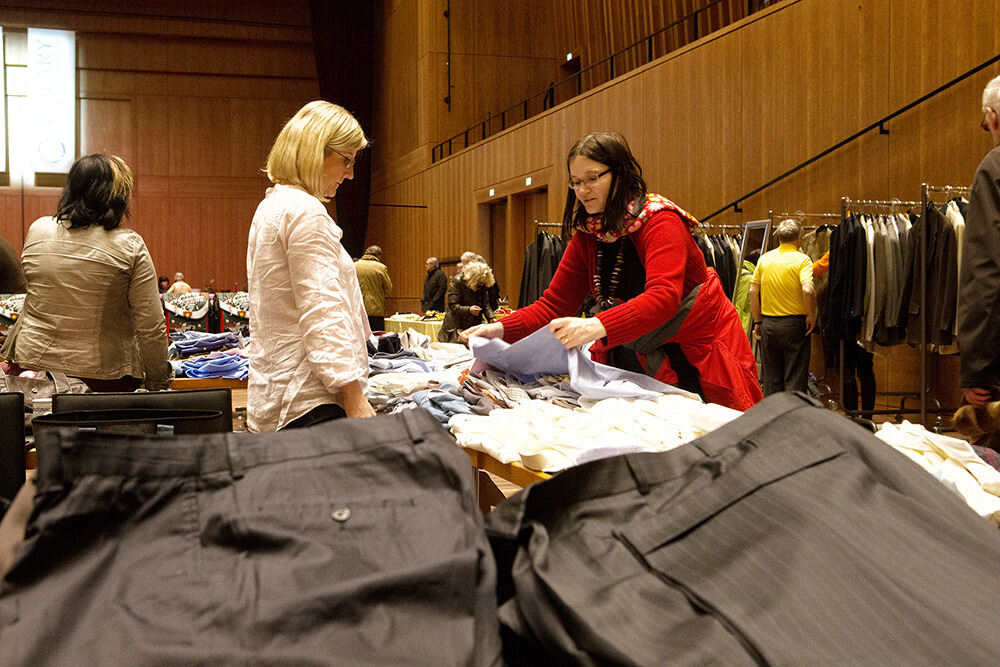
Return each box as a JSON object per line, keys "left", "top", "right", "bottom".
{"left": 134, "top": 95, "right": 171, "bottom": 175}
{"left": 0, "top": 195, "right": 23, "bottom": 255}
{"left": 80, "top": 98, "right": 134, "bottom": 162}
{"left": 168, "top": 96, "right": 236, "bottom": 176}
{"left": 0, "top": 1, "right": 318, "bottom": 292}
{"left": 373, "top": 0, "right": 422, "bottom": 168}
{"left": 21, "top": 193, "right": 62, "bottom": 227}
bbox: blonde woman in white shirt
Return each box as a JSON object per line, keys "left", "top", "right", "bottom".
{"left": 247, "top": 100, "right": 375, "bottom": 431}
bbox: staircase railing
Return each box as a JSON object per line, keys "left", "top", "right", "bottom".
{"left": 701, "top": 52, "right": 1000, "bottom": 222}
{"left": 431, "top": 0, "right": 748, "bottom": 163}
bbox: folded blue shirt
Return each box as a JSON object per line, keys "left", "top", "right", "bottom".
{"left": 181, "top": 350, "right": 249, "bottom": 380}
{"left": 169, "top": 331, "right": 244, "bottom": 358}
{"left": 411, "top": 383, "right": 474, "bottom": 423}
{"left": 369, "top": 357, "right": 434, "bottom": 374}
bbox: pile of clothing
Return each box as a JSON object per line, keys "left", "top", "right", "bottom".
{"left": 168, "top": 331, "right": 248, "bottom": 380}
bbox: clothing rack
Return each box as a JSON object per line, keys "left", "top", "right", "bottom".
{"left": 916, "top": 184, "right": 971, "bottom": 427}
{"left": 767, "top": 211, "right": 840, "bottom": 250}
{"left": 534, "top": 220, "right": 561, "bottom": 229}
{"left": 839, "top": 196, "right": 932, "bottom": 427}
{"left": 768, "top": 211, "right": 840, "bottom": 222}
{"left": 699, "top": 223, "right": 744, "bottom": 231}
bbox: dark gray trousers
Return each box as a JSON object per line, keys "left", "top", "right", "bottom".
{"left": 0, "top": 409, "right": 500, "bottom": 666}
{"left": 760, "top": 314, "right": 810, "bottom": 395}
{"left": 486, "top": 392, "right": 1000, "bottom": 665}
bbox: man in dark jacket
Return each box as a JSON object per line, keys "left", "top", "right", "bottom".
{"left": 421, "top": 257, "right": 447, "bottom": 313}
{"left": 0, "top": 235, "right": 26, "bottom": 293}
{"left": 959, "top": 73, "right": 1000, "bottom": 408}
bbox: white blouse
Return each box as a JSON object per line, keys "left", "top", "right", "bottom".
{"left": 246, "top": 184, "right": 371, "bottom": 431}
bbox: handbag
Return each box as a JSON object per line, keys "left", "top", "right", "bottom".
{"left": 0, "top": 368, "right": 90, "bottom": 431}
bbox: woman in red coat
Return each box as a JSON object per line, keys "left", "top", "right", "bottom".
{"left": 462, "top": 132, "right": 761, "bottom": 411}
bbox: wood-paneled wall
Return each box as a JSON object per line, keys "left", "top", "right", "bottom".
{"left": 0, "top": 1, "right": 319, "bottom": 290}
{"left": 371, "top": 0, "right": 745, "bottom": 190}
{"left": 368, "top": 0, "right": 1000, "bottom": 410}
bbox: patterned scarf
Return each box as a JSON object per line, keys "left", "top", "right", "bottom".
{"left": 580, "top": 193, "right": 700, "bottom": 242}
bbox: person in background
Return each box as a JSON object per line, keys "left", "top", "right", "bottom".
{"left": 439, "top": 260, "right": 496, "bottom": 343}
{"left": 157, "top": 275, "right": 170, "bottom": 294}
{"left": 0, "top": 235, "right": 26, "bottom": 294}
{"left": 0, "top": 153, "right": 171, "bottom": 391}
{"left": 470, "top": 253, "right": 503, "bottom": 312}
{"left": 750, "top": 219, "right": 816, "bottom": 396}
{"left": 247, "top": 100, "right": 375, "bottom": 430}
{"left": 354, "top": 244, "right": 392, "bottom": 331}
{"left": 462, "top": 131, "right": 761, "bottom": 411}
{"left": 421, "top": 256, "right": 447, "bottom": 313}
{"left": 0, "top": 236, "right": 28, "bottom": 294}
{"left": 733, "top": 247, "right": 760, "bottom": 338}
{"left": 813, "top": 249, "right": 875, "bottom": 418}
{"left": 959, "top": 73, "right": 1000, "bottom": 408}
{"left": 167, "top": 271, "right": 192, "bottom": 293}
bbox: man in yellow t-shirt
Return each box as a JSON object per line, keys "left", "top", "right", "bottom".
{"left": 749, "top": 219, "right": 816, "bottom": 396}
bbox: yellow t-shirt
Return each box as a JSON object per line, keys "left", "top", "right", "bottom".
{"left": 751, "top": 243, "right": 813, "bottom": 316}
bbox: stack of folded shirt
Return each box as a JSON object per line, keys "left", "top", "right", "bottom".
{"left": 179, "top": 348, "right": 248, "bottom": 379}
{"left": 168, "top": 331, "right": 245, "bottom": 358}
{"left": 411, "top": 383, "right": 476, "bottom": 424}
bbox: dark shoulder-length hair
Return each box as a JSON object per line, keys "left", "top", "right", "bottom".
{"left": 560, "top": 131, "right": 647, "bottom": 242}
{"left": 55, "top": 153, "right": 133, "bottom": 230}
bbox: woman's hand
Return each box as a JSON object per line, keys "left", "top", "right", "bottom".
{"left": 341, "top": 379, "right": 376, "bottom": 418}
{"left": 469, "top": 305, "right": 482, "bottom": 316}
{"left": 549, "top": 317, "right": 606, "bottom": 349}
{"left": 461, "top": 321, "right": 504, "bottom": 342}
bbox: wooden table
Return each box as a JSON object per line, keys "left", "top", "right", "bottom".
{"left": 464, "top": 448, "right": 549, "bottom": 513}
{"left": 384, "top": 316, "right": 443, "bottom": 339}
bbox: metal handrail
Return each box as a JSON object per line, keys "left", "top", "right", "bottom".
{"left": 431, "top": 0, "right": 742, "bottom": 163}
{"left": 701, "top": 52, "right": 1000, "bottom": 222}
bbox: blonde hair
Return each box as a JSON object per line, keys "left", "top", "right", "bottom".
{"left": 461, "top": 261, "right": 496, "bottom": 290}
{"left": 265, "top": 100, "right": 368, "bottom": 201}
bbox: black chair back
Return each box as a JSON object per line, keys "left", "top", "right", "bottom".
{"left": 34, "top": 408, "right": 224, "bottom": 436}
{"left": 52, "top": 388, "right": 233, "bottom": 433}
{"left": 0, "top": 392, "right": 26, "bottom": 505}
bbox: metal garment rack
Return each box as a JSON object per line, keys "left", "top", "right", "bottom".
{"left": 918, "top": 183, "right": 971, "bottom": 426}
{"left": 768, "top": 210, "right": 840, "bottom": 249}
{"left": 840, "top": 196, "right": 930, "bottom": 425}
{"left": 699, "top": 223, "right": 744, "bottom": 232}
{"left": 534, "top": 220, "right": 561, "bottom": 229}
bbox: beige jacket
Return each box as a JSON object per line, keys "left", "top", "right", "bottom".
{"left": 246, "top": 185, "right": 371, "bottom": 431}
{"left": 0, "top": 216, "right": 171, "bottom": 389}
{"left": 354, "top": 255, "right": 392, "bottom": 317}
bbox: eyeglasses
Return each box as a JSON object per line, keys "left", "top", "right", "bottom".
{"left": 569, "top": 168, "right": 611, "bottom": 191}
{"left": 982, "top": 107, "right": 996, "bottom": 133}
{"left": 334, "top": 150, "right": 356, "bottom": 169}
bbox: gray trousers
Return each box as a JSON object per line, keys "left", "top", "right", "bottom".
{"left": 760, "top": 314, "right": 810, "bottom": 395}
{"left": 0, "top": 409, "right": 501, "bottom": 666}
{"left": 486, "top": 392, "right": 1000, "bottom": 665}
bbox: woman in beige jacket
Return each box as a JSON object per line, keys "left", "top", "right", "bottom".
{"left": 1, "top": 154, "right": 171, "bottom": 392}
